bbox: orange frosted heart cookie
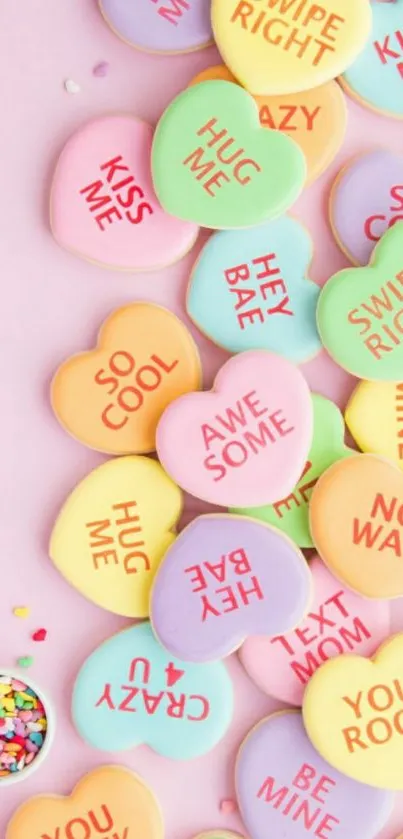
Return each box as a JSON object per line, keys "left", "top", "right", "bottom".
{"left": 52, "top": 302, "right": 201, "bottom": 454}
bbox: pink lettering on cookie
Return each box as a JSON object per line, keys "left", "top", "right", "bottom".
{"left": 271, "top": 589, "right": 371, "bottom": 686}
{"left": 373, "top": 29, "right": 403, "bottom": 80}
{"left": 80, "top": 155, "right": 154, "bottom": 230}
{"left": 86, "top": 500, "right": 150, "bottom": 574}
{"left": 347, "top": 270, "right": 403, "bottom": 360}
{"left": 352, "top": 492, "right": 403, "bottom": 558}
{"left": 224, "top": 253, "right": 294, "bottom": 329}
{"left": 95, "top": 351, "right": 179, "bottom": 431}
{"left": 94, "top": 655, "right": 210, "bottom": 721}
{"left": 260, "top": 103, "right": 321, "bottom": 131}
{"left": 230, "top": 0, "right": 346, "bottom": 68}
{"left": 184, "top": 548, "right": 264, "bottom": 621}
{"left": 183, "top": 118, "right": 262, "bottom": 196}
{"left": 257, "top": 761, "right": 340, "bottom": 837}
{"left": 201, "top": 389, "right": 295, "bottom": 482}
{"left": 364, "top": 185, "right": 403, "bottom": 243}
{"left": 150, "top": 0, "right": 190, "bottom": 26}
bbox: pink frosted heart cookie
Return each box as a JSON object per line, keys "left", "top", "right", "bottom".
{"left": 151, "top": 514, "right": 311, "bottom": 662}
{"left": 240, "top": 556, "right": 391, "bottom": 706}
{"left": 156, "top": 351, "right": 313, "bottom": 508}
{"left": 50, "top": 115, "right": 198, "bottom": 271}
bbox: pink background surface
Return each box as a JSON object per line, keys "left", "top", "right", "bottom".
{"left": 2, "top": 0, "right": 403, "bottom": 833}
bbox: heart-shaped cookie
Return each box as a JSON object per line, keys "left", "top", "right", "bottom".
{"left": 240, "top": 556, "right": 391, "bottom": 706}
{"left": 317, "top": 222, "right": 403, "bottom": 381}
{"left": 303, "top": 634, "right": 403, "bottom": 789}
{"left": 72, "top": 621, "right": 233, "bottom": 759}
{"left": 187, "top": 217, "right": 321, "bottom": 361}
{"left": 211, "top": 0, "right": 372, "bottom": 96}
{"left": 236, "top": 711, "right": 393, "bottom": 839}
{"left": 50, "top": 115, "right": 198, "bottom": 270}
{"left": 346, "top": 380, "right": 403, "bottom": 469}
{"left": 51, "top": 302, "right": 201, "bottom": 455}
{"left": 330, "top": 150, "right": 403, "bottom": 265}
{"left": 232, "top": 394, "right": 353, "bottom": 548}
{"left": 99, "top": 0, "right": 212, "bottom": 54}
{"left": 6, "top": 765, "right": 163, "bottom": 839}
{"left": 190, "top": 66, "right": 347, "bottom": 183}
{"left": 49, "top": 456, "right": 182, "bottom": 617}
{"left": 156, "top": 351, "right": 313, "bottom": 508}
{"left": 310, "top": 454, "right": 403, "bottom": 598}
{"left": 341, "top": 0, "right": 403, "bottom": 118}
{"left": 151, "top": 81, "right": 306, "bottom": 229}
{"left": 151, "top": 514, "right": 311, "bottom": 662}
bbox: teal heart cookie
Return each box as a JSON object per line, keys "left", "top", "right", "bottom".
{"left": 317, "top": 222, "right": 403, "bottom": 381}
{"left": 231, "top": 394, "right": 354, "bottom": 547}
{"left": 72, "top": 622, "right": 233, "bottom": 759}
{"left": 151, "top": 80, "right": 306, "bottom": 229}
{"left": 187, "top": 216, "right": 321, "bottom": 361}
{"left": 342, "top": 0, "right": 403, "bottom": 118}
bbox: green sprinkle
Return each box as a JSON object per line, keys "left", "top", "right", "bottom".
{"left": 17, "top": 656, "right": 34, "bottom": 669}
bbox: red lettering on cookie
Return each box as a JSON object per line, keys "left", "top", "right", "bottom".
{"left": 80, "top": 154, "right": 154, "bottom": 230}
{"left": 86, "top": 500, "right": 150, "bottom": 574}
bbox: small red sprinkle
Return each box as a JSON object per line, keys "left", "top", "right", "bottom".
{"left": 11, "top": 736, "right": 26, "bottom": 747}
{"left": 32, "top": 629, "right": 47, "bottom": 642}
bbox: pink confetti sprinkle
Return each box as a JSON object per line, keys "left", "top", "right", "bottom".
{"left": 93, "top": 61, "right": 109, "bottom": 78}
{"left": 220, "top": 799, "right": 238, "bottom": 814}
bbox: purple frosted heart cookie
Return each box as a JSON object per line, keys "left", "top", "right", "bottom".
{"left": 330, "top": 150, "right": 403, "bottom": 265}
{"left": 151, "top": 514, "right": 311, "bottom": 662}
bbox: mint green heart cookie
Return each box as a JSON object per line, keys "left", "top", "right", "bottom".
{"left": 231, "top": 394, "right": 354, "bottom": 547}
{"left": 151, "top": 80, "right": 306, "bottom": 229}
{"left": 317, "top": 222, "right": 403, "bottom": 381}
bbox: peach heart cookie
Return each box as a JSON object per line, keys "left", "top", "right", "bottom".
{"left": 303, "top": 634, "right": 403, "bottom": 789}
{"left": 190, "top": 65, "right": 347, "bottom": 183}
{"left": 99, "top": 0, "right": 212, "bottom": 54}
{"left": 151, "top": 81, "right": 306, "bottom": 229}
{"left": 232, "top": 394, "right": 354, "bottom": 548}
{"left": 6, "top": 766, "right": 163, "bottom": 839}
{"left": 346, "top": 380, "right": 403, "bottom": 469}
{"left": 341, "top": 0, "right": 403, "bottom": 118}
{"left": 50, "top": 114, "right": 198, "bottom": 270}
{"left": 240, "top": 556, "right": 390, "bottom": 706}
{"left": 317, "top": 222, "right": 403, "bottom": 381}
{"left": 49, "top": 456, "right": 182, "bottom": 617}
{"left": 72, "top": 622, "right": 233, "bottom": 759}
{"left": 211, "top": 0, "right": 372, "bottom": 96}
{"left": 329, "top": 150, "right": 403, "bottom": 266}
{"left": 187, "top": 217, "right": 321, "bottom": 362}
{"left": 51, "top": 302, "right": 201, "bottom": 455}
{"left": 156, "top": 350, "right": 313, "bottom": 508}
{"left": 236, "top": 711, "right": 393, "bottom": 839}
{"left": 151, "top": 514, "right": 311, "bottom": 662}
{"left": 310, "top": 454, "right": 403, "bottom": 599}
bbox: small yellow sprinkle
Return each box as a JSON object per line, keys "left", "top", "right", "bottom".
{"left": 13, "top": 607, "right": 30, "bottom": 619}
{"left": 0, "top": 685, "right": 11, "bottom": 696}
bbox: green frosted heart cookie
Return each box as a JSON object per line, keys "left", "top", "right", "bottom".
{"left": 317, "top": 222, "right": 403, "bottom": 381}
{"left": 151, "top": 80, "right": 306, "bottom": 229}
{"left": 231, "top": 394, "right": 354, "bottom": 547}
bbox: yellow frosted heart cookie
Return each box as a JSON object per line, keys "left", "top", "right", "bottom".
{"left": 346, "top": 381, "right": 403, "bottom": 469}
{"left": 211, "top": 0, "right": 372, "bottom": 95}
{"left": 303, "top": 633, "right": 403, "bottom": 789}
{"left": 50, "top": 456, "right": 182, "bottom": 617}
